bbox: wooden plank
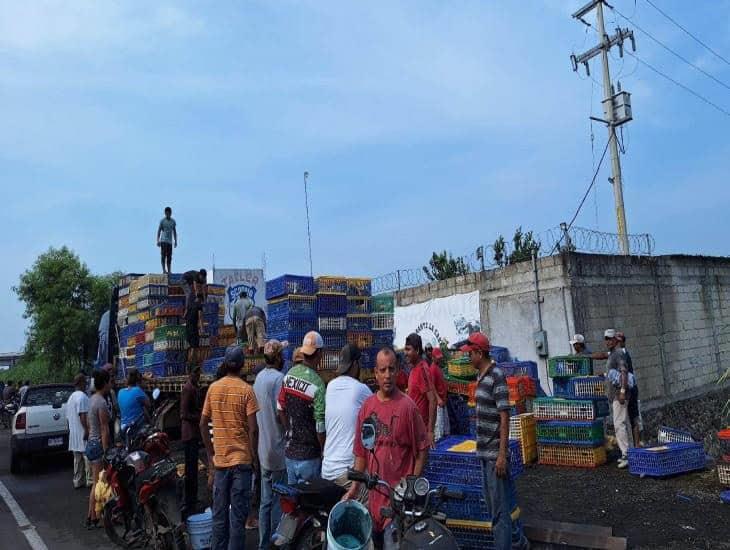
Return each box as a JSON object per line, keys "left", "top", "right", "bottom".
{"left": 523, "top": 520, "right": 627, "bottom": 550}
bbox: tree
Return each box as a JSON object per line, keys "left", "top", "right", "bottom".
{"left": 13, "top": 247, "right": 115, "bottom": 376}
{"left": 493, "top": 227, "right": 542, "bottom": 266}
{"left": 423, "top": 250, "right": 470, "bottom": 281}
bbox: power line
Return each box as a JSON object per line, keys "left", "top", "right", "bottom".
{"left": 643, "top": 0, "right": 730, "bottom": 68}
{"left": 551, "top": 136, "right": 611, "bottom": 254}
{"left": 626, "top": 50, "right": 730, "bottom": 118}
{"left": 612, "top": 5, "right": 730, "bottom": 92}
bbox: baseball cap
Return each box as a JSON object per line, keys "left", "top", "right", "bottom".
{"left": 301, "top": 331, "right": 324, "bottom": 355}
{"left": 604, "top": 329, "right": 617, "bottom": 339}
{"left": 460, "top": 332, "right": 490, "bottom": 353}
{"left": 336, "top": 344, "right": 362, "bottom": 375}
{"left": 569, "top": 334, "right": 585, "bottom": 345}
{"left": 224, "top": 344, "right": 245, "bottom": 367}
{"left": 264, "top": 339, "right": 289, "bottom": 357}
{"left": 432, "top": 347, "right": 444, "bottom": 360}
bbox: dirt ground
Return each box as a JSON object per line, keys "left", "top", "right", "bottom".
{"left": 516, "top": 458, "right": 729, "bottom": 549}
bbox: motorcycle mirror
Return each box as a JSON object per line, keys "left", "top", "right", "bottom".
{"left": 361, "top": 418, "right": 377, "bottom": 451}
{"left": 152, "top": 388, "right": 161, "bottom": 401}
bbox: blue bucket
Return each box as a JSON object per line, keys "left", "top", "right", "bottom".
{"left": 187, "top": 507, "right": 213, "bottom": 549}
{"left": 327, "top": 500, "right": 372, "bottom": 550}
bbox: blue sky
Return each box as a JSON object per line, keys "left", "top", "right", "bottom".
{"left": 2, "top": 0, "right": 730, "bottom": 351}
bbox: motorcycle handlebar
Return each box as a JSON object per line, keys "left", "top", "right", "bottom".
{"left": 347, "top": 468, "right": 370, "bottom": 484}
{"left": 440, "top": 488, "right": 464, "bottom": 501}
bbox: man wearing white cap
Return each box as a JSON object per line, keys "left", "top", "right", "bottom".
{"left": 569, "top": 334, "right": 592, "bottom": 356}
{"left": 277, "top": 331, "right": 327, "bottom": 483}
{"left": 605, "top": 329, "right": 633, "bottom": 468}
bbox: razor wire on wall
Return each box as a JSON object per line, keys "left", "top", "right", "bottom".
{"left": 371, "top": 225, "right": 655, "bottom": 295}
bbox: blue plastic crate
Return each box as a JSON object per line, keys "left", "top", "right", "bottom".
{"left": 202, "top": 302, "right": 219, "bottom": 315}
{"left": 628, "top": 442, "right": 705, "bottom": 477}
{"left": 269, "top": 329, "right": 310, "bottom": 349}
{"left": 552, "top": 378, "right": 572, "bottom": 397}
{"left": 316, "top": 295, "right": 347, "bottom": 315}
{"left": 266, "top": 275, "right": 315, "bottom": 300}
{"left": 435, "top": 484, "right": 517, "bottom": 521}
{"left": 361, "top": 347, "right": 379, "bottom": 370}
{"left": 144, "top": 350, "right": 184, "bottom": 367}
{"left": 425, "top": 437, "right": 522, "bottom": 487}
{"left": 489, "top": 346, "right": 510, "bottom": 363}
{"left": 149, "top": 361, "right": 185, "bottom": 377}
{"left": 168, "top": 273, "right": 184, "bottom": 284}
{"left": 373, "top": 330, "right": 394, "bottom": 345}
{"left": 142, "top": 342, "right": 154, "bottom": 355}
{"left": 268, "top": 297, "right": 317, "bottom": 319}
{"left": 346, "top": 315, "right": 371, "bottom": 331}
{"left": 202, "top": 357, "right": 224, "bottom": 375}
{"left": 448, "top": 394, "right": 472, "bottom": 435}
{"left": 209, "top": 347, "right": 226, "bottom": 359}
{"left": 496, "top": 361, "right": 537, "bottom": 379}
{"left": 449, "top": 519, "right": 524, "bottom": 550}
{"left": 269, "top": 316, "right": 317, "bottom": 335}
{"left": 321, "top": 332, "right": 346, "bottom": 349}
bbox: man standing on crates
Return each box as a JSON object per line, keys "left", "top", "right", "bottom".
{"left": 156, "top": 206, "right": 177, "bottom": 274}
{"left": 463, "top": 332, "right": 528, "bottom": 550}
{"left": 245, "top": 304, "right": 267, "bottom": 355}
{"left": 232, "top": 290, "right": 253, "bottom": 344}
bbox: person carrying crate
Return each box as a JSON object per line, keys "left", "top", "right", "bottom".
{"left": 244, "top": 305, "right": 267, "bottom": 355}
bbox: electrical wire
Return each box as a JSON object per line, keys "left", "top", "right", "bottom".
{"left": 551, "top": 137, "right": 611, "bottom": 254}
{"left": 625, "top": 51, "right": 730, "bottom": 118}
{"left": 643, "top": 0, "right": 730, "bottom": 68}
{"left": 612, "top": 5, "right": 730, "bottom": 92}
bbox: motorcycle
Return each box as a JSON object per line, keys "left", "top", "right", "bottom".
{"left": 1, "top": 397, "right": 19, "bottom": 429}
{"left": 102, "top": 388, "right": 185, "bottom": 550}
{"left": 270, "top": 477, "right": 347, "bottom": 549}
{"left": 338, "top": 418, "right": 464, "bottom": 550}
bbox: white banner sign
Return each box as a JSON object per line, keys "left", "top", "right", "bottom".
{"left": 394, "top": 290, "right": 481, "bottom": 348}
{"left": 212, "top": 268, "right": 266, "bottom": 325}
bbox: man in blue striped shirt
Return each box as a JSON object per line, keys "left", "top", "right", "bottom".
{"left": 463, "top": 332, "right": 527, "bottom": 550}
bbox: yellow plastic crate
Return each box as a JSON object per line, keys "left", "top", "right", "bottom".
{"left": 448, "top": 359, "right": 477, "bottom": 380}
{"left": 538, "top": 444, "right": 607, "bottom": 468}
{"left": 509, "top": 413, "right": 537, "bottom": 446}
{"left": 137, "top": 310, "right": 151, "bottom": 322}
{"left": 316, "top": 276, "right": 347, "bottom": 295}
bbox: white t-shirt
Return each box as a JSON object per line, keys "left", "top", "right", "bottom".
{"left": 66, "top": 390, "right": 89, "bottom": 453}
{"left": 321, "top": 375, "right": 372, "bottom": 480}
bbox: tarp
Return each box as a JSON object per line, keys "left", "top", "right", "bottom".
{"left": 212, "top": 268, "right": 266, "bottom": 325}
{"left": 394, "top": 290, "right": 481, "bottom": 348}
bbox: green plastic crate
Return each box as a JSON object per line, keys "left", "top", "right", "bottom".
{"left": 154, "top": 325, "right": 185, "bottom": 341}
{"left": 371, "top": 294, "right": 394, "bottom": 314}
{"left": 536, "top": 419, "right": 605, "bottom": 445}
{"left": 548, "top": 356, "right": 593, "bottom": 378}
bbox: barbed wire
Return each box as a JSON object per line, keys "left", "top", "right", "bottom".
{"left": 371, "top": 225, "right": 655, "bottom": 295}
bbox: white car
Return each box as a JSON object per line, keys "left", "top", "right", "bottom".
{"left": 10, "top": 384, "right": 74, "bottom": 474}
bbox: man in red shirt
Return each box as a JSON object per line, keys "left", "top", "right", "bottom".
{"left": 428, "top": 346, "right": 450, "bottom": 441}
{"left": 345, "top": 347, "right": 429, "bottom": 542}
{"left": 405, "top": 333, "right": 436, "bottom": 447}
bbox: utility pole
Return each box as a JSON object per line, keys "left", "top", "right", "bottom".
{"left": 303, "top": 171, "right": 313, "bottom": 277}
{"left": 571, "top": 0, "right": 635, "bottom": 255}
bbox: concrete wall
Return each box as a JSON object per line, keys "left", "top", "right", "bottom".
{"left": 568, "top": 254, "right": 730, "bottom": 405}
{"left": 395, "top": 252, "right": 730, "bottom": 408}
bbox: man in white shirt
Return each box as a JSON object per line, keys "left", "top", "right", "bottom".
{"left": 67, "top": 373, "right": 91, "bottom": 488}
{"left": 321, "top": 344, "right": 371, "bottom": 498}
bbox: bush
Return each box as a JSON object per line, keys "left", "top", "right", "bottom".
{"left": 0, "top": 358, "right": 76, "bottom": 386}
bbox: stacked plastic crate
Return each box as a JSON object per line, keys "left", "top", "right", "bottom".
{"left": 627, "top": 426, "right": 706, "bottom": 477}
{"left": 315, "top": 276, "right": 349, "bottom": 373}
{"left": 424, "top": 436, "right": 525, "bottom": 549}
{"left": 497, "top": 359, "right": 541, "bottom": 410}
{"left": 371, "top": 294, "right": 394, "bottom": 347}
{"left": 510, "top": 413, "right": 537, "bottom": 464}
{"left": 717, "top": 430, "right": 730, "bottom": 488}
{"left": 445, "top": 352, "right": 478, "bottom": 436}
{"left": 534, "top": 356, "right": 610, "bottom": 467}
{"left": 266, "top": 275, "right": 317, "bottom": 372}
{"left": 199, "top": 283, "right": 227, "bottom": 375}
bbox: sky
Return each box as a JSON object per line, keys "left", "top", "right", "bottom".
{"left": 2, "top": 0, "right": 730, "bottom": 351}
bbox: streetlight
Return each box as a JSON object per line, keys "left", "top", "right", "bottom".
{"left": 304, "top": 171, "right": 313, "bottom": 277}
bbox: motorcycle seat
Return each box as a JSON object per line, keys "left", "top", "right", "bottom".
{"left": 291, "top": 478, "right": 346, "bottom": 511}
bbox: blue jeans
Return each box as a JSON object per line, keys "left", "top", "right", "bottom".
{"left": 212, "top": 464, "right": 252, "bottom": 550}
{"left": 259, "top": 468, "right": 287, "bottom": 550}
{"left": 285, "top": 457, "right": 321, "bottom": 485}
{"left": 480, "top": 458, "right": 521, "bottom": 550}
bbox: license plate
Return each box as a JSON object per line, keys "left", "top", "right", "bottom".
{"left": 274, "top": 513, "right": 298, "bottom": 543}
{"left": 48, "top": 437, "right": 63, "bottom": 447}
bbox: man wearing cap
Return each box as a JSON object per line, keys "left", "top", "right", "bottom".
{"left": 605, "top": 329, "right": 633, "bottom": 468}
{"left": 322, "top": 344, "right": 372, "bottom": 494}
{"left": 617, "top": 331, "right": 641, "bottom": 446}
{"left": 464, "top": 332, "right": 528, "bottom": 550}
{"left": 277, "top": 331, "right": 327, "bottom": 483}
{"left": 428, "top": 346, "right": 450, "bottom": 442}
{"left": 346, "top": 348, "right": 429, "bottom": 543}
{"left": 200, "top": 345, "right": 260, "bottom": 550}
{"left": 405, "top": 333, "right": 437, "bottom": 447}
{"left": 253, "top": 340, "right": 288, "bottom": 550}
{"left": 569, "top": 334, "right": 592, "bottom": 356}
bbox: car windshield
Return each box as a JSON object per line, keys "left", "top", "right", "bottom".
{"left": 24, "top": 387, "right": 74, "bottom": 407}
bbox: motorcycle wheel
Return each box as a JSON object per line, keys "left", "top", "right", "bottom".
{"left": 294, "top": 525, "right": 326, "bottom": 550}
{"left": 103, "top": 498, "right": 132, "bottom": 548}
{"left": 150, "top": 506, "right": 185, "bottom": 550}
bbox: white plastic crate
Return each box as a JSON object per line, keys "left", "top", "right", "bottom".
{"left": 320, "top": 349, "right": 339, "bottom": 371}
{"left": 371, "top": 313, "right": 394, "bottom": 330}
{"left": 718, "top": 462, "right": 730, "bottom": 486}
{"left": 658, "top": 426, "right": 694, "bottom": 444}
{"left": 318, "top": 317, "right": 347, "bottom": 331}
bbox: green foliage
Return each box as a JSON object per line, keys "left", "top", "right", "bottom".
{"left": 493, "top": 227, "right": 542, "bottom": 266}
{"left": 13, "top": 246, "right": 117, "bottom": 377}
{"left": 0, "top": 357, "right": 71, "bottom": 385}
{"left": 423, "top": 250, "right": 470, "bottom": 281}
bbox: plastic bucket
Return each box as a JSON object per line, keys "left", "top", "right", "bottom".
{"left": 327, "top": 500, "right": 372, "bottom": 550}
{"left": 188, "top": 508, "right": 213, "bottom": 549}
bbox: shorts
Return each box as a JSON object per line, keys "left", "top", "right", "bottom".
{"left": 85, "top": 439, "right": 103, "bottom": 464}
{"left": 186, "top": 326, "right": 200, "bottom": 348}
{"left": 160, "top": 242, "right": 172, "bottom": 261}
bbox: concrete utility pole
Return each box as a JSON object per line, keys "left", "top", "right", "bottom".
{"left": 571, "top": 0, "right": 635, "bottom": 255}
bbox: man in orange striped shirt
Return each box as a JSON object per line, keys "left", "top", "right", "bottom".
{"left": 200, "top": 345, "right": 260, "bottom": 550}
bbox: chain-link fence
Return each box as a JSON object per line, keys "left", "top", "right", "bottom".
{"left": 371, "top": 225, "right": 655, "bottom": 295}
